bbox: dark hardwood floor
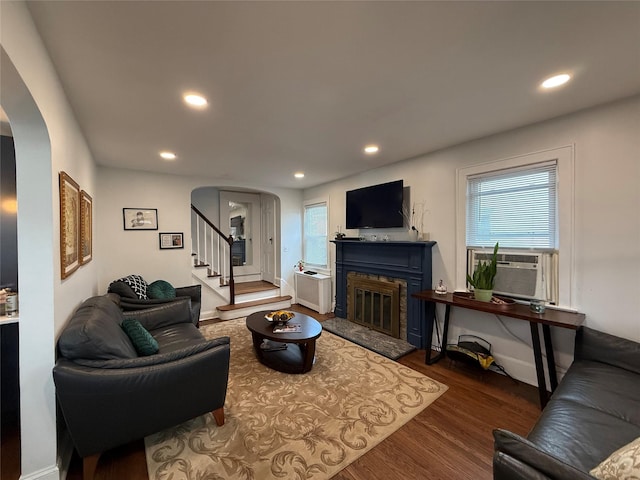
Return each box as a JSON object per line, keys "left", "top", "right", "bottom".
{"left": 14, "top": 304, "right": 541, "bottom": 480}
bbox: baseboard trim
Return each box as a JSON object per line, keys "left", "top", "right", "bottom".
{"left": 57, "top": 430, "right": 74, "bottom": 480}
{"left": 20, "top": 465, "right": 60, "bottom": 480}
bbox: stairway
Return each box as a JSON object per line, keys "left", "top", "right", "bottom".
{"left": 191, "top": 204, "right": 290, "bottom": 320}
{"left": 192, "top": 264, "right": 291, "bottom": 320}
{"left": 216, "top": 281, "right": 292, "bottom": 320}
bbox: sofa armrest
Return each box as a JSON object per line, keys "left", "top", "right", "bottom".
{"left": 493, "top": 430, "right": 594, "bottom": 480}
{"left": 574, "top": 326, "right": 640, "bottom": 375}
{"left": 122, "top": 298, "right": 192, "bottom": 330}
{"left": 494, "top": 451, "right": 554, "bottom": 480}
{"left": 53, "top": 338, "right": 230, "bottom": 458}
{"left": 175, "top": 284, "right": 201, "bottom": 301}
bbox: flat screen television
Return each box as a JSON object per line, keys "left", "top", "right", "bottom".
{"left": 346, "top": 180, "right": 404, "bottom": 229}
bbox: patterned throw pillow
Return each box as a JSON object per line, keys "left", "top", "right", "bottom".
{"left": 591, "top": 437, "right": 640, "bottom": 480}
{"left": 147, "top": 280, "right": 176, "bottom": 299}
{"left": 121, "top": 318, "right": 159, "bottom": 356}
{"left": 114, "top": 274, "right": 148, "bottom": 299}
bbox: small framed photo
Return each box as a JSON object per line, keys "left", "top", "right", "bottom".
{"left": 79, "top": 190, "right": 93, "bottom": 265}
{"left": 123, "top": 208, "right": 158, "bottom": 230}
{"left": 159, "top": 232, "right": 184, "bottom": 249}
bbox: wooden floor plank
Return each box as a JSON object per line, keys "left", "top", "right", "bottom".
{"left": 19, "top": 304, "right": 539, "bottom": 480}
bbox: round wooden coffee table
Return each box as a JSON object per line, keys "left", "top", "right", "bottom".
{"left": 246, "top": 310, "right": 322, "bottom": 374}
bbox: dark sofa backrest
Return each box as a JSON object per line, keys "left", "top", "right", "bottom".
{"left": 574, "top": 326, "right": 640, "bottom": 375}
{"left": 58, "top": 296, "right": 138, "bottom": 361}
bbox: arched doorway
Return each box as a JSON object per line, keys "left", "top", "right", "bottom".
{"left": 1, "top": 47, "right": 59, "bottom": 479}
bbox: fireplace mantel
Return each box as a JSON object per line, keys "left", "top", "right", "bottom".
{"left": 332, "top": 239, "right": 436, "bottom": 348}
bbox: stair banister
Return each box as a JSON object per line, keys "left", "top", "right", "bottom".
{"left": 191, "top": 204, "right": 236, "bottom": 304}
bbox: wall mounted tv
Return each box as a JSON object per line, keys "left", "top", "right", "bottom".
{"left": 346, "top": 180, "right": 404, "bottom": 229}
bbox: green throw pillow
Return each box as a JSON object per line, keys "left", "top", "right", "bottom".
{"left": 147, "top": 280, "right": 177, "bottom": 300}
{"left": 121, "top": 318, "right": 159, "bottom": 356}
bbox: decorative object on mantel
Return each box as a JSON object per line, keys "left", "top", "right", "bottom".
{"left": 466, "top": 242, "right": 499, "bottom": 302}
{"left": 294, "top": 260, "right": 304, "bottom": 271}
{"left": 334, "top": 224, "right": 346, "bottom": 239}
{"left": 402, "top": 201, "right": 429, "bottom": 242}
{"left": 435, "top": 279, "right": 447, "bottom": 295}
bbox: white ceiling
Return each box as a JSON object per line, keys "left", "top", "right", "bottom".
{"left": 24, "top": 1, "right": 640, "bottom": 189}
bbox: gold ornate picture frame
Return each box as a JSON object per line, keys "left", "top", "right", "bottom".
{"left": 80, "top": 190, "right": 92, "bottom": 265}
{"left": 59, "top": 171, "right": 81, "bottom": 279}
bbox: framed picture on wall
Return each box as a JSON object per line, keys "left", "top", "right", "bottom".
{"left": 159, "top": 232, "right": 184, "bottom": 249}
{"left": 79, "top": 190, "right": 92, "bottom": 265}
{"left": 59, "top": 171, "right": 81, "bottom": 279}
{"left": 123, "top": 208, "right": 158, "bottom": 230}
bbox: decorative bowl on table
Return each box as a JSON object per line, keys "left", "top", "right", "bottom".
{"left": 265, "top": 310, "right": 295, "bottom": 325}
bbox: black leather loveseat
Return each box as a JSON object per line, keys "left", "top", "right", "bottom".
{"left": 493, "top": 326, "right": 640, "bottom": 479}
{"left": 54, "top": 295, "right": 229, "bottom": 480}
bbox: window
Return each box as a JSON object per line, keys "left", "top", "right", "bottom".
{"left": 456, "top": 146, "right": 575, "bottom": 307}
{"left": 303, "top": 200, "right": 328, "bottom": 268}
{"left": 466, "top": 161, "right": 557, "bottom": 249}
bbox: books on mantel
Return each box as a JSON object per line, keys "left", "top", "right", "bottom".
{"left": 272, "top": 323, "right": 302, "bottom": 333}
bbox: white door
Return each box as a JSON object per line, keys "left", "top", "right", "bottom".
{"left": 219, "top": 191, "right": 261, "bottom": 276}
{"left": 261, "top": 195, "right": 276, "bottom": 284}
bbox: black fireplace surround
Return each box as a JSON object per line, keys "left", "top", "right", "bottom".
{"left": 332, "top": 240, "right": 436, "bottom": 348}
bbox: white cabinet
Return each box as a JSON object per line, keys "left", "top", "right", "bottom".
{"left": 294, "top": 271, "right": 332, "bottom": 314}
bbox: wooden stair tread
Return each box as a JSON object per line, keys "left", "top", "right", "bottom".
{"left": 217, "top": 295, "right": 292, "bottom": 312}
{"left": 235, "top": 280, "right": 279, "bottom": 295}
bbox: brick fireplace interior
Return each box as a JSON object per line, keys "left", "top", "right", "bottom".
{"left": 347, "top": 272, "right": 407, "bottom": 341}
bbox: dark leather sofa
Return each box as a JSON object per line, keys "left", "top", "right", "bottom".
{"left": 108, "top": 278, "right": 202, "bottom": 326}
{"left": 493, "top": 326, "right": 640, "bottom": 479}
{"left": 53, "top": 295, "right": 229, "bottom": 480}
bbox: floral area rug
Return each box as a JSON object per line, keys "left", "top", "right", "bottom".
{"left": 144, "top": 318, "right": 447, "bottom": 480}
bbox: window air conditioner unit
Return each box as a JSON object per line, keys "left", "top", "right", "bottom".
{"left": 467, "top": 249, "right": 558, "bottom": 304}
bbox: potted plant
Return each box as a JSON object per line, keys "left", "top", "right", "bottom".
{"left": 466, "top": 242, "right": 499, "bottom": 302}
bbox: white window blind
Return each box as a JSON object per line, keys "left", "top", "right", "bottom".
{"left": 466, "top": 161, "right": 557, "bottom": 248}
{"left": 304, "top": 201, "right": 327, "bottom": 267}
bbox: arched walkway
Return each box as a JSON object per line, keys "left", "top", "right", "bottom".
{"left": 1, "top": 47, "right": 59, "bottom": 479}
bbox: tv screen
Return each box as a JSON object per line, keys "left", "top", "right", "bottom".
{"left": 346, "top": 180, "right": 404, "bottom": 229}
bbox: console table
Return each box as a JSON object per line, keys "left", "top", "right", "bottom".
{"left": 412, "top": 290, "right": 585, "bottom": 408}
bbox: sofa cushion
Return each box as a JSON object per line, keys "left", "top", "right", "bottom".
{"left": 550, "top": 360, "right": 640, "bottom": 425}
{"left": 151, "top": 322, "right": 205, "bottom": 354}
{"left": 109, "top": 274, "right": 148, "bottom": 299}
{"left": 147, "top": 280, "right": 176, "bottom": 300}
{"left": 58, "top": 296, "right": 137, "bottom": 360}
{"left": 121, "top": 318, "right": 159, "bottom": 356}
{"left": 590, "top": 436, "right": 640, "bottom": 480}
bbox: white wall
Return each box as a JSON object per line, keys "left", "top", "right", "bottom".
{"left": 1, "top": 1, "right": 98, "bottom": 479}
{"left": 96, "top": 167, "right": 303, "bottom": 311}
{"left": 305, "top": 95, "right": 640, "bottom": 386}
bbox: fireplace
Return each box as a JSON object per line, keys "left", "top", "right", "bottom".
{"left": 347, "top": 273, "right": 406, "bottom": 339}
{"left": 332, "top": 239, "right": 436, "bottom": 348}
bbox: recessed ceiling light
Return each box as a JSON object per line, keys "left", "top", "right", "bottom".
{"left": 364, "top": 144, "right": 380, "bottom": 154}
{"left": 159, "top": 151, "right": 177, "bottom": 160}
{"left": 183, "top": 93, "right": 208, "bottom": 108}
{"left": 541, "top": 74, "right": 571, "bottom": 89}
{"left": 294, "top": 172, "right": 305, "bottom": 179}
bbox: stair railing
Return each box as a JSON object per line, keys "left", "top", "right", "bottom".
{"left": 191, "top": 204, "right": 236, "bottom": 304}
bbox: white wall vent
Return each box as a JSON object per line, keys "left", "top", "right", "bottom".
{"left": 294, "top": 271, "right": 332, "bottom": 314}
